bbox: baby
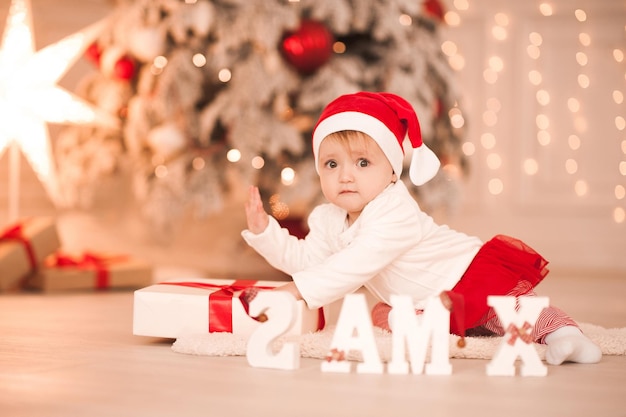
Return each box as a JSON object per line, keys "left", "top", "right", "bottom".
{"left": 242, "top": 91, "right": 602, "bottom": 365}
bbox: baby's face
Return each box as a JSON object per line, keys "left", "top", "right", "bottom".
{"left": 317, "top": 133, "right": 397, "bottom": 224}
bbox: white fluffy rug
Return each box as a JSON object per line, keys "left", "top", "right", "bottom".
{"left": 172, "top": 323, "right": 626, "bottom": 361}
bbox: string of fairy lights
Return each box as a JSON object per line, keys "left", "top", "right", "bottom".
{"left": 441, "top": 0, "right": 625, "bottom": 224}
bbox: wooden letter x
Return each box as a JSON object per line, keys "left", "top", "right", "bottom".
{"left": 486, "top": 296, "right": 549, "bottom": 377}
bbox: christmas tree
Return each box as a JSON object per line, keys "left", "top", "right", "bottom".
{"left": 56, "top": 0, "right": 467, "bottom": 236}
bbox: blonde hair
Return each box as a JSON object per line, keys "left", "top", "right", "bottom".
{"left": 319, "top": 130, "right": 397, "bottom": 181}
{"left": 322, "top": 130, "right": 376, "bottom": 153}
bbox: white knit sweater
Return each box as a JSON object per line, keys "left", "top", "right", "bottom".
{"left": 242, "top": 181, "right": 482, "bottom": 310}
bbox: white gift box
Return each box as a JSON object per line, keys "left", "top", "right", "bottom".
{"left": 133, "top": 278, "right": 324, "bottom": 338}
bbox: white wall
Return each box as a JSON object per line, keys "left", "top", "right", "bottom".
{"left": 439, "top": 0, "right": 626, "bottom": 273}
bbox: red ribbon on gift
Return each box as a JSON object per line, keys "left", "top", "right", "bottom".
{"left": 1, "top": 223, "right": 37, "bottom": 270}
{"left": 506, "top": 321, "right": 534, "bottom": 346}
{"left": 208, "top": 280, "right": 272, "bottom": 333}
{"left": 160, "top": 280, "right": 325, "bottom": 333}
{"left": 161, "top": 280, "right": 274, "bottom": 332}
{"left": 46, "top": 251, "right": 128, "bottom": 289}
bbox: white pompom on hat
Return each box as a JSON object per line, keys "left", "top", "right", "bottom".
{"left": 312, "top": 92, "right": 440, "bottom": 186}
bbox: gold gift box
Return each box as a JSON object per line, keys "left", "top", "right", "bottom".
{"left": 30, "top": 252, "right": 153, "bottom": 292}
{"left": 0, "top": 217, "right": 61, "bottom": 291}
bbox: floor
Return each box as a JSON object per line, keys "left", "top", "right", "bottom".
{"left": 1, "top": 1, "right": 625, "bottom": 415}
{"left": 0, "top": 273, "right": 625, "bottom": 417}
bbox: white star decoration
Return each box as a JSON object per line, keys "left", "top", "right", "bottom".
{"left": 0, "top": 0, "right": 117, "bottom": 207}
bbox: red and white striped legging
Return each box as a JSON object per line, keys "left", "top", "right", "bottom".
{"left": 371, "top": 282, "right": 579, "bottom": 345}
{"left": 473, "top": 284, "right": 578, "bottom": 344}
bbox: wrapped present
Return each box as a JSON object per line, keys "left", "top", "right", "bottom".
{"left": 29, "top": 251, "right": 153, "bottom": 292}
{"left": 133, "top": 278, "right": 325, "bottom": 338}
{"left": 0, "top": 217, "right": 61, "bottom": 291}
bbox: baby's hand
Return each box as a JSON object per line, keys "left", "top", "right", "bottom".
{"left": 245, "top": 185, "right": 269, "bottom": 234}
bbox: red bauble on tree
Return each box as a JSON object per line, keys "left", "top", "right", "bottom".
{"left": 434, "top": 97, "right": 444, "bottom": 119}
{"left": 114, "top": 55, "right": 137, "bottom": 81}
{"left": 422, "top": 0, "right": 446, "bottom": 22}
{"left": 281, "top": 19, "right": 334, "bottom": 74}
{"left": 85, "top": 42, "right": 102, "bottom": 66}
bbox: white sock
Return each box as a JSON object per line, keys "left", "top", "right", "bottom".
{"left": 544, "top": 326, "right": 602, "bottom": 365}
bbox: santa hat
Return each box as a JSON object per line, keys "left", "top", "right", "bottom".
{"left": 312, "top": 92, "right": 440, "bottom": 186}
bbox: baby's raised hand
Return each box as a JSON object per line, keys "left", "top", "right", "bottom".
{"left": 245, "top": 186, "right": 269, "bottom": 234}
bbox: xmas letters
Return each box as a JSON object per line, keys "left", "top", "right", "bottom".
{"left": 246, "top": 293, "right": 550, "bottom": 377}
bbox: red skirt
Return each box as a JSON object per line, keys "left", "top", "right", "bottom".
{"left": 449, "top": 235, "right": 549, "bottom": 335}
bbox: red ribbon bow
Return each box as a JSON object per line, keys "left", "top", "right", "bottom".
{"left": 46, "top": 252, "right": 128, "bottom": 289}
{"left": 506, "top": 321, "right": 534, "bottom": 346}
{"left": 160, "top": 280, "right": 325, "bottom": 333}
{"left": 325, "top": 348, "right": 346, "bottom": 362}
{"left": 1, "top": 223, "right": 37, "bottom": 270}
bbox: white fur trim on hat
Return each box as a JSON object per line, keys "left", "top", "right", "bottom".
{"left": 312, "top": 112, "right": 405, "bottom": 178}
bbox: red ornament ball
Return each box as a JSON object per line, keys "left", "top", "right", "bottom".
{"left": 281, "top": 20, "right": 334, "bottom": 74}
{"left": 114, "top": 55, "right": 136, "bottom": 81}
{"left": 85, "top": 42, "right": 102, "bottom": 66}
{"left": 423, "top": 0, "right": 446, "bottom": 22}
{"left": 433, "top": 97, "right": 444, "bottom": 118}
